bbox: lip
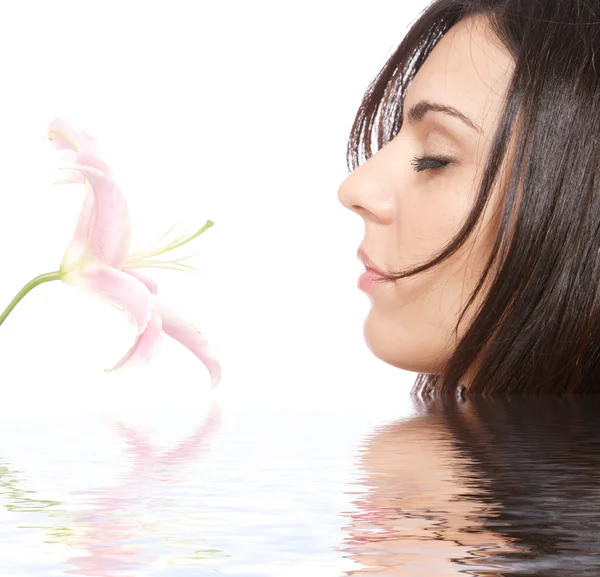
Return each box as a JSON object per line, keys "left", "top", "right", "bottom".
{"left": 357, "top": 247, "right": 386, "bottom": 276}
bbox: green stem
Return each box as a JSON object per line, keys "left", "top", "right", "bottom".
{"left": 0, "top": 271, "right": 61, "bottom": 327}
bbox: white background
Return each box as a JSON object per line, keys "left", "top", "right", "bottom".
{"left": 0, "top": 1, "right": 430, "bottom": 419}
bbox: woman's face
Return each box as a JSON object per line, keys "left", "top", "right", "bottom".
{"left": 338, "top": 15, "right": 515, "bottom": 378}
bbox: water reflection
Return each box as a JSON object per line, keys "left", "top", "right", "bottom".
{"left": 0, "top": 401, "right": 227, "bottom": 574}
{"left": 339, "top": 395, "right": 600, "bottom": 576}
{"left": 3, "top": 395, "right": 600, "bottom": 575}
{"left": 66, "top": 400, "right": 225, "bottom": 575}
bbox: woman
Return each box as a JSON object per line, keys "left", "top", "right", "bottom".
{"left": 338, "top": 0, "right": 600, "bottom": 397}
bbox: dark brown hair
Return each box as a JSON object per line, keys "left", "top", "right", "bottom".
{"left": 347, "top": 0, "right": 600, "bottom": 397}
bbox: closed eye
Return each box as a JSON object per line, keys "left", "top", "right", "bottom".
{"left": 411, "top": 155, "right": 453, "bottom": 172}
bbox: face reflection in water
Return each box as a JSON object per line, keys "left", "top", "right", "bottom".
{"left": 339, "top": 396, "right": 600, "bottom": 576}
{"left": 338, "top": 15, "right": 515, "bottom": 384}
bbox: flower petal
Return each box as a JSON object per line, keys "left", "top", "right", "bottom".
{"left": 52, "top": 170, "right": 86, "bottom": 185}
{"left": 105, "top": 311, "right": 162, "bottom": 372}
{"left": 57, "top": 148, "right": 112, "bottom": 176}
{"left": 70, "top": 264, "right": 152, "bottom": 334}
{"left": 153, "top": 300, "right": 221, "bottom": 389}
{"left": 60, "top": 181, "right": 95, "bottom": 272}
{"left": 123, "top": 269, "right": 159, "bottom": 294}
{"left": 58, "top": 155, "right": 130, "bottom": 269}
{"left": 48, "top": 117, "right": 102, "bottom": 155}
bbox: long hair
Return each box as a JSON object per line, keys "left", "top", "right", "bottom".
{"left": 347, "top": 0, "right": 600, "bottom": 396}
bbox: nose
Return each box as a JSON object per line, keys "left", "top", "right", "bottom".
{"left": 337, "top": 165, "right": 395, "bottom": 225}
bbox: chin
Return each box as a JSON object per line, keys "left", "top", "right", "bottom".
{"left": 362, "top": 313, "right": 445, "bottom": 374}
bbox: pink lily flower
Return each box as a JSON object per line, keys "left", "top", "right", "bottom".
{"left": 0, "top": 117, "right": 221, "bottom": 388}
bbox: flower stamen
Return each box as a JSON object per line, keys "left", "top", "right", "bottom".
{"left": 124, "top": 220, "right": 213, "bottom": 269}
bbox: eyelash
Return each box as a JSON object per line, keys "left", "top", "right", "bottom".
{"left": 411, "top": 154, "right": 453, "bottom": 172}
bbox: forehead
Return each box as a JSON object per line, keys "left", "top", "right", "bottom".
{"left": 405, "top": 15, "right": 514, "bottom": 134}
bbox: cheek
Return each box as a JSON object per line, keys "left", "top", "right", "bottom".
{"left": 362, "top": 177, "right": 497, "bottom": 373}
{"left": 394, "top": 176, "right": 475, "bottom": 270}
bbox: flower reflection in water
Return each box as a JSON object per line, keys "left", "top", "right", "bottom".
{"left": 0, "top": 400, "right": 226, "bottom": 574}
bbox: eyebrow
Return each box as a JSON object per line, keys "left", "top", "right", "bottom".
{"left": 407, "top": 100, "right": 482, "bottom": 133}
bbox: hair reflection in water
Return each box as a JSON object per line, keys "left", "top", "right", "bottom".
{"left": 339, "top": 395, "right": 600, "bottom": 576}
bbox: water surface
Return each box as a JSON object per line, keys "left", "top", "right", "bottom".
{"left": 1, "top": 395, "right": 599, "bottom": 575}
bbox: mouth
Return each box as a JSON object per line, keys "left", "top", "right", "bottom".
{"left": 357, "top": 248, "right": 386, "bottom": 276}
{"left": 357, "top": 248, "right": 391, "bottom": 292}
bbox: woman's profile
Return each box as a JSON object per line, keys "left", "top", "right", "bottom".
{"left": 338, "top": 0, "right": 600, "bottom": 397}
